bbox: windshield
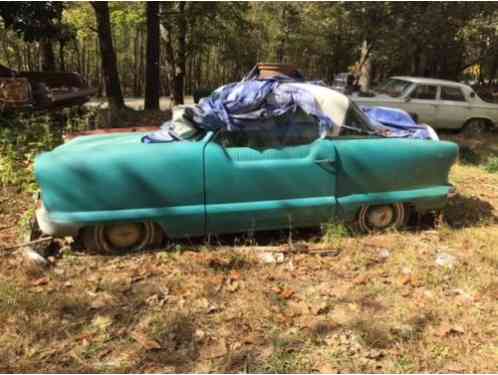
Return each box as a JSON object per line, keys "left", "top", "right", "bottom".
{"left": 376, "top": 78, "right": 412, "bottom": 98}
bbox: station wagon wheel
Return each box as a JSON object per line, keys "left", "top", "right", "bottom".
{"left": 463, "top": 118, "right": 489, "bottom": 136}
{"left": 357, "top": 203, "right": 406, "bottom": 233}
{"left": 82, "top": 221, "right": 163, "bottom": 254}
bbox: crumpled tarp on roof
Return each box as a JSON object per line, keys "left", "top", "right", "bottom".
{"left": 361, "top": 106, "right": 438, "bottom": 140}
{"left": 191, "top": 80, "right": 335, "bottom": 134}
{"left": 143, "top": 79, "right": 336, "bottom": 143}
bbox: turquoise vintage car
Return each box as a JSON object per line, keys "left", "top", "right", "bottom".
{"left": 34, "top": 84, "right": 458, "bottom": 253}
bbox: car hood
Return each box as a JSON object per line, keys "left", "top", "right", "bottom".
{"left": 352, "top": 92, "right": 396, "bottom": 100}
{"left": 53, "top": 132, "right": 147, "bottom": 154}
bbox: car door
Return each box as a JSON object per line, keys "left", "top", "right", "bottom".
{"left": 404, "top": 84, "right": 440, "bottom": 126}
{"left": 203, "top": 120, "right": 337, "bottom": 235}
{"left": 436, "top": 85, "right": 470, "bottom": 129}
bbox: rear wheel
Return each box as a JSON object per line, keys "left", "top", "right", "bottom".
{"left": 81, "top": 221, "right": 164, "bottom": 253}
{"left": 462, "top": 118, "right": 490, "bottom": 137}
{"left": 357, "top": 203, "right": 407, "bottom": 233}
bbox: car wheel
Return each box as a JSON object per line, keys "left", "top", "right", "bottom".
{"left": 357, "top": 203, "right": 406, "bottom": 233}
{"left": 463, "top": 118, "right": 489, "bottom": 136}
{"left": 81, "top": 221, "right": 163, "bottom": 253}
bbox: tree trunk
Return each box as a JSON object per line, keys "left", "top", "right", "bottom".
{"left": 173, "top": 2, "right": 186, "bottom": 105}
{"left": 133, "top": 28, "right": 140, "bottom": 96}
{"left": 138, "top": 28, "right": 145, "bottom": 96}
{"left": 40, "top": 39, "right": 56, "bottom": 71}
{"left": 91, "top": 1, "right": 125, "bottom": 110}
{"left": 25, "top": 45, "right": 33, "bottom": 71}
{"left": 359, "top": 40, "right": 371, "bottom": 92}
{"left": 160, "top": 22, "right": 176, "bottom": 101}
{"left": 59, "top": 41, "right": 66, "bottom": 72}
{"left": 489, "top": 53, "right": 498, "bottom": 85}
{"left": 144, "top": 2, "right": 160, "bottom": 110}
{"left": 1, "top": 32, "right": 12, "bottom": 68}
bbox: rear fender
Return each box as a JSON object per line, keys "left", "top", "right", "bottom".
{"left": 337, "top": 186, "right": 452, "bottom": 221}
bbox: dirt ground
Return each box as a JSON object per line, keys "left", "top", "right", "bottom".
{"left": 0, "top": 131, "right": 498, "bottom": 373}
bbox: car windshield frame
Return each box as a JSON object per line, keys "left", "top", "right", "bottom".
{"left": 164, "top": 106, "right": 205, "bottom": 141}
{"left": 167, "top": 118, "right": 199, "bottom": 139}
{"left": 376, "top": 78, "right": 413, "bottom": 98}
{"left": 341, "top": 102, "right": 378, "bottom": 134}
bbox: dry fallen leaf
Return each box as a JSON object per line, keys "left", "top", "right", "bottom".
{"left": 311, "top": 302, "right": 329, "bottom": 315}
{"left": 31, "top": 276, "right": 49, "bottom": 286}
{"left": 131, "top": 331, "right": 161, "bottom": 350}
{"left": 280, "top": 287, "right": 295, "bottom": 300}
{"left": 401, "top": 275, "right": 412, "bottom": 286}
{"left": 317, "top": 363, "right": 337, "bottom": 373}
{"left": 226, "top": 280, "right": 240, "bottom": 292}
{"left": 90, "top": 292, "right": 118, "bottom": 309}
{"left": 201, "top": 339, "right": 227, "bottom": 359}
{"left": 437, "top": 323, "right": 465, "bottom": 337}
{"left": 353, "top": 275, "right": 368, "bottom": 286}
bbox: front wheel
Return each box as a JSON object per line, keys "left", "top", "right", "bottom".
{"left": 81, "top": 221, "right": 164, "bottom": 254}
{"left": 357, "top": 203, "right": 407, "bottom": 233}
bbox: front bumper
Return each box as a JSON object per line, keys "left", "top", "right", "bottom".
{"left": 36, "top": 203, "right": 82, "bottom": 238}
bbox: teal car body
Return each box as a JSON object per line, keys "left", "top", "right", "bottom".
{"left": 35, "top": 124, "right": 458, "bottom": 240}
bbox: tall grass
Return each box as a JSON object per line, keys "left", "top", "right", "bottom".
{"left": 0, "top": 108, "right": 92, "bottom": 192}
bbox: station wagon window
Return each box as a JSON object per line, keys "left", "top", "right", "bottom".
{"left": 376, "top": 78, "right": 412, "bottom": 97}
{"left": 215, "top": 110, "right": 320, "bottom": 149}
{"left": 440, "top": 86, "right": 466, "bottom": 102}
{"left": 410, "top": 85, "right": 437, "bottom": 100}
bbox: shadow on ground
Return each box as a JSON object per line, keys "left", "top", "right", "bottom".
{"left": 443, "top": 193, "right": 497, "bottom": 228}
{"left": 69, "top": 193, "right": 498, "bottom": 257}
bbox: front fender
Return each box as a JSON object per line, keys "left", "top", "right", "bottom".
{"left": 35, "top": 136, "right": 206, "bottom": 237}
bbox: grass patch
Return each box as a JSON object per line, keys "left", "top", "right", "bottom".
{"left": 321, "top": 221, "right": 350, "bottom": 244}
{"left": 1, "top": 123, "right": 498, "bottom": 372}
{"left": 485, "top": 156, "right": 498, "bottom": 173}
{"left": 255, "top": 333, "right": 310, "bottom": 373}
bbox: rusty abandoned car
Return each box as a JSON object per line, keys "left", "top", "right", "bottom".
{"left": 0, "top": 64, "right": 96, "bottom": 112}
{"left": 32, "top": 65, "right": 459, "bottom": 253}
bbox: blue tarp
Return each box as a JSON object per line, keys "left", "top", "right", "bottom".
{"left": 143, "top": 79, "right": 336, "bottom": 143}
{"left": 361, "top": 106, "right": 436, "bottom": 140}
{"left": 190, "top": 80, "right": 335, "bottom": 134}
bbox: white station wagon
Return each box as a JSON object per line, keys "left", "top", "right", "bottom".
{"left": 352, "top": 76, "right": 498, "bottom": 132}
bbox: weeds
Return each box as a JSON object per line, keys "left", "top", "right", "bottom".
{"left": 257, "top": 333, "right": 310, "bottom": 373}
{"left": 207, "top": 252, "right": 253, "bottom": 273}
{"left": 458, "top": 145, "right": 481, "bottom": 165}
{"left": 485, "top": 156, "right": 498, "bottom": 174}
{"left": 321, "top": 221, "right": 350, "bottom": 244}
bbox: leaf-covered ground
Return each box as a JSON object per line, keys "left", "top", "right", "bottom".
{"left": 1, "top": 132, "right": 498, "bottom": 373}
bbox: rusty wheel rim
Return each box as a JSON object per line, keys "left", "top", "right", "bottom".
{"left": 94, "top": 222, "right": 154, "bottom": 253}
{"left": 358, "top": 203, "right": 405, "bottom": 233}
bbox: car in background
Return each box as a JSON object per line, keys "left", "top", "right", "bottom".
{"left": 351, "top": 76, "right": 498, "bottom": 133}
{"left": 331, "top": 72, "right": 357, "bottom": 94}
{"left": 0, "top": 64, "right": 96, "bottom": 112}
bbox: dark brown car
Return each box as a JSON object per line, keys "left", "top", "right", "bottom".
{"left": 0, "top": 64, "right": 96, "bottom": 112}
